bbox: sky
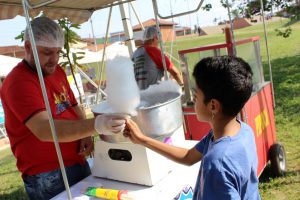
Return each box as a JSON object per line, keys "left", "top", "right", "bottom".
{"left": 0, "top": 0, "right": 229, "bottom": 47}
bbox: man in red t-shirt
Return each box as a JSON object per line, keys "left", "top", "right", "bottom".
{"left": 132, "top": 26, "right": 184, "bottom": 90}
{"left": 1, "top": 17, "right": 126, "bottom": 200}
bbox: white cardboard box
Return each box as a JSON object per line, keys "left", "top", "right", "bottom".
{"left": 92, "top": 126, "right": 185, "bottom": 186}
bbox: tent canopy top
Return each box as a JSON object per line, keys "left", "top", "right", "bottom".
{"left": 0, "top": 0, "right": 135, "bottom": 24}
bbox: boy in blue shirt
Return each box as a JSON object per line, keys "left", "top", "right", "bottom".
{"left": 125, "top": 56, "right": 261, "bottom": 200}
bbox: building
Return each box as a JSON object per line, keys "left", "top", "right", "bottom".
{"left": 109, "top": 18, "right": 176, "bottom": 43}
{"left": 0, "top": 45, "right": 24, "bottom": 58}
{"left": 175, "top": 26, "right": 192, "bottom": 36}
{"left": 132, "top": 18, "right": 176, "bottom": 42}
{"left": 110, "top": 31, "right": 126, "bottom": 43}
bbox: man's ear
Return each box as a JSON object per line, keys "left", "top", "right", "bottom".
{"left": 24, "top": 41, "right": 31, "bottom": 53}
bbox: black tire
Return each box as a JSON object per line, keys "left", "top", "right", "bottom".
{"left": 269, "top": 143, "right": 286, "bottom": 177}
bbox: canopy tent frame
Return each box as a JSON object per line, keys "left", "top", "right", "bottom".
{"left": 1, "top": 1, "right": 275, "bottom": 199}
{"left": 0, "top": 0, "right": 135, "bottom": 12}
{"left": 154, "top": 0, "right": 205, "bottom": 20}
{"left": 1, "top": 1, "right": 204, "bottom": 198}
{"left": 151, "top": 0, "right": 204, "bottom": 80}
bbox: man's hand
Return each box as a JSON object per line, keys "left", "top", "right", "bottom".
{"left": 78, "top": 136, "right": 94, "bottom": 157}
{"left": 94, "top": 114, "right": 127, "bottom": 135}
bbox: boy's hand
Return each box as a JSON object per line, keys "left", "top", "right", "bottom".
{"left": 124, "top": 118, "right": 147, "bottom": 144}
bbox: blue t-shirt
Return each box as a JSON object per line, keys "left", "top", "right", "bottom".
{"left": 193, "top": 121, "right": 261, "bottom": 200}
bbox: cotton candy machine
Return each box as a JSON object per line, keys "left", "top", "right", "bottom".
{"left": 92, "top": 91, "right": 182, "bottom": 142}
{"left": 91, "top": 90, "right": 185, "bottom": 186}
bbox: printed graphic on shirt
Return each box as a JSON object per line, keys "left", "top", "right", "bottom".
{"left": 53, "top": 85, "right": 72, "bottom": 115}
{"left": 133, "top": 54, "right": 147, "bottom": 81}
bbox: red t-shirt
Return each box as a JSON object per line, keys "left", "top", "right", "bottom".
{"left": 144, "top": 45, "right": 173, "bottom": 70}
{"left": 1, "top": 60, "right": 85, "bottom": 177}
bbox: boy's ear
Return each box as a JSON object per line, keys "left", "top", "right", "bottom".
{"left": 210, "top": 99, "right": 221, "bottom": 113}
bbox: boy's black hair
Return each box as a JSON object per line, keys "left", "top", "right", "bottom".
{"left": 192, "top": 56, "right": 253, "bottom": 116}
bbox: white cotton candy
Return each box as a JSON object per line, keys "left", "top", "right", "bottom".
{"left": 105, "top": 55, "right": 140, "bottom": 116}
{"left": 139, "top": 80, "right": 182, "bottom": 108}
{"left": 92, "top": 101, "right": 117, "bottom": 114}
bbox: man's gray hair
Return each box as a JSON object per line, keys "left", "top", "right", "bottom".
{"left": 24, "top": 16, "right": 64, "bottom": 48}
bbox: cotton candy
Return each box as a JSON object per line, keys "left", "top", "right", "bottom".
{"left": 139, "top": 80, "right": 182, "bottom": 108}
{"left": 105, "top": 55, "right": 140, "bottom": 116}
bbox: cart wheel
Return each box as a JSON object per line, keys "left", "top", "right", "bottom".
{"left": 269, "top": 143, "right": 286, "bottom": 177}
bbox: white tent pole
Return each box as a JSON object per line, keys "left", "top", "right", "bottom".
{"left": 154, "top": 0, "right": 204, "bottom": 19}
{"left": 152, "top": 0, "right": 169, "bottom": 80}
{"left": 260, "top": 0, "right": 275, "bottom": 107}
{"left": 129, "top": 2, "right": 144, "bottom": 30}
{"left": 22, "top": 1, "right": 72, "bottom": 199}
{"left": 0, "top": 126, "right": 8, "bottom": 139}
{"left": 76, "top": 66, "right": 106, "bottom": 94}
{"left": 89, "top": 17, "right": 98, "bottom": 51}
{"left": 95, "top": 5, "right": 113, "bottom": 103}
{"left": 119, "top": 1, "right": 136, "bottom": 57}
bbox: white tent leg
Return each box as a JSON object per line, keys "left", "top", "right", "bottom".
{"left": 95, "top": 5, "right": 113, "bottom": 103}
{"left": 0, "top": 125, "right": 8, "bottom": 139}
{"left": 260, "top": 0, "right": 275, "bottom": 107}
{"left": 22, "top": 1, "right": 72, "bottom": 199}
{"left": 119, "top": 1, "right": 135, "bottom": 57}
{"left": 77, "top": 66, "right": 106, "bottom": 96}
{"left": 129, "top": 2, "right": 144, "bottom": 31}
{"left": 90, "top": 17, "right": 98, "bottom": 51}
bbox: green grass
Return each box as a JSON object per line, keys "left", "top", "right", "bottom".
{"left": 0, "top": 148, "right": 28, "bottom": 200}
{"left": 1, "top": 18, "right": 300, "bottom": 199}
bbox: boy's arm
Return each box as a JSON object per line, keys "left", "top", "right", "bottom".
{"left": 125, "top": 118, "right": 202, "bottom": 166}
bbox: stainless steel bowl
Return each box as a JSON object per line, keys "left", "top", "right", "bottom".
{"left": 133, "top": 92, "right": 182, "bottom": 138}
{"left": 92, "top": 91, "right": 182, "bottom": 143}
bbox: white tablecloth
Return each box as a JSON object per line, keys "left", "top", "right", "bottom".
{"left": 52, "top": 141, "right": 199, "bottom": 200}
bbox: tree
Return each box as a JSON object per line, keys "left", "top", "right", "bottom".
{"left": 217, "top": 0, "right": 298, "bottom": 38}
{"left": 58, "top": 18, "right": 86, "bottom": 104}
{"left": 246, "top": 0, "right": 270, "bottom": 15}
{"left": 232, "top": 8, "right": 241, "bottom": 19}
